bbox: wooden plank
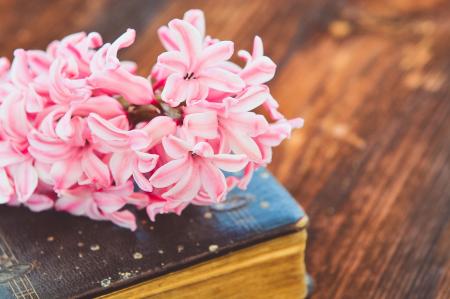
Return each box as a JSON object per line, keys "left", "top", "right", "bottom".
{"left": 0, "top": 0, "right": 449, "bottom": 298}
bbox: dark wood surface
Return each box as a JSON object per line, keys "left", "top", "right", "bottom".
{"left": 1, "top": 1, "right": 449, "bottom": 298}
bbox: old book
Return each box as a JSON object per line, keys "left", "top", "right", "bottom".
{"left": 0, "top": 168, "right": 308, "bottom": 298}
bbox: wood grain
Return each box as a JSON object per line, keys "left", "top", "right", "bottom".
{"left": 0, "top": 0, "right": 449, "bottom": 298}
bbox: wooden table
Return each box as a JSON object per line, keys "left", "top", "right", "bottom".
{"left": 1, "top": 1, "right": 449, "bottom": 298}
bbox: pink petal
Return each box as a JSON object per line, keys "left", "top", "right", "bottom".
{"left": 240, "top": 56, "right": 276, "bottom": 85}
{"left": 89, "top": 42, "right": 108, "bottom": 73}
{"left": 67, "top": 116, "right": 87, "bottom": 147}
{"left": 109, "top": 152, "right": 134, "bottom": 185}
{"left": 108, "top": 210, "right": 137, "bottom": 231}
{"left": 259, "top": 144, "right": 272, "bottom": 164}
{"left": 218, "top": 60, "right": 242, "bottom": 73}
{"left": 161, "top": 73, "right": 187, "bottom": 107}
{"left": 49, "top": 59, "right": 92, "bottom": 105}
{"left": 185, "top": 80, "right": 208, "bottom": 105}
{"left": 132, "top": 170, "right": 153, "bottom": 192}
{"left": 0, "top": 168, "right": 13, "bottom": 203}
{"left": 55, "top": 186, "right": 92, "bottom": 215}
{"left": 85, "top": 203, "right": 105, "bottom": 221}
{"left": 229, "top": 85, "right": 269, "bottom": 113}
{"left": 263, "top": 95, "right": 284, "bottom": 120}
{"left": 73, "top": 95, "right": 125, "bottom": 119}
{"left": 10, "top": 49, "right": 33, "bottom": 87}
{"left": 163, "top": 162, "right": 201, "bottom": 202}
{"left": 28, "top": 131, "right": 76, "bottom": 163}
{"left": 126, "top": 192, "right": 150, "bottom": 209}
{"left": 146, "top": 197, "right": 166, "bottom": 221}
{"left": 227, "top": 112, "right": 269, "bottom": 136}
{"left": 87, "top": 31, "right": 103, "bottom": 47}
{"left": 150, "top": 157, "right": 189, "bottom": 188}
{"left": 211, "top": 154, "right": 248, "bottom": 172}
{"left": 128, "top": 130, "right": 151, "bottom": 151}
{"left": 168, "top": 201, "right": 190, "bottom": 216}
{"left": 25, "top": 87, "right": 46, "bottom": 113}
{"left": 157, "top": 51, "right": 188, "bottom": 73}
{"left": 87, "top": 113, "right": 149, "bottom": 151}
{"left": 237, "top": 49, "right": 252, "bottom": 62}
{"left": 140, "top": 116, "right": 177, "bottom": 149}
{"left": 168, "top": 19, "right": 202, "bottom": 67}
{"left": 106, "top": 29, "right": 136, "bottom": 69}
{"left": 289, "top": 117, "right": 305, "bottom": 129}
{"left": 257, "top": 119, "right": 300, "bottom": 146}
{"left": 0, "top": 57, "right": 10, "bottom": 75}
{"left": 27, "top": 50, "right": 51, "bottom": 74}
{"left": 162, "top": 135, "right": 191, "bottom": 159}
{"left": 157, "top": 26, "right": 179, "bottom": 51}
{"left": 192, "top": 142, "right": 215, "bottom": 157}
{"left": 121, "top": 60, "right": 137, "bottom": 73}
{"left": 0, "top": 142, "right": 26, "bottom": 168}
{"left": 252, "top": 36, "right": 264, "bottom": 57}
{"left": 136, "top": 152, "right": 158, "bottom": 173}
{"left": 222, "top": 126, "right": 262, "bottom": 161}
{"left": 199, "top": 160, "right": 227, "bottom": 202}
{"left": 199, "top": 68, "right": 245, "bottom": 92}
{"left": 35, "top": 107, "right": 65, "bottom": 137}
{"left": 108, "top": 114, "right": 130, "bottom": 130}
{"left": 50, "top": 159, "right": 83, "bottom": 190}
{"left": 226, "top": 176, "right": 240, "bottom": 190}
{"left": 196, "top": 41, "right": 234, "bottom": 70}
{"left": 55, "top": 109, "right": 74, "bottom": 141}
{"left": 94, "top": 191, "right": 127, "bottom": 213}
{"left": 1, "top": 95, "right": 29, "bottom": 141}
{"left": 183, "top": 9, "right": 205, "bottom": 37}
{"left": 25, "top": 194, "right": 54, "bottom": 212}
{"left": 34, "top": 161, "right": 54, "bottom": 185}
{"left": 81, "top": 149, "right": 111, "bottom": 187}
{"left": 183, "top": 111, "right": 218, "bottom": 139}
{"left": 238, "top": 162, "right": 255, "bottom": 189}
{"left": 103, "top": 181, "right": 134, "bottom": 196}
{"left": 10, "top": 159, "right": 38, "bottom": 203}
{"left": 88, "top": 67, "right": 154, "bottom": 105}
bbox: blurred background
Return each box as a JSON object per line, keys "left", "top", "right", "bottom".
{"left": 0, "top": 0, "right": 449, "bottom": 298}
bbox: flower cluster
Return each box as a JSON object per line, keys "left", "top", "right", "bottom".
{"left": 0, "top": 10, "right": 302, "bottom": 230}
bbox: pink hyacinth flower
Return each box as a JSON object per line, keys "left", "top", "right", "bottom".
{"left": 237, "top": 36, "right": 286, "bottom": 120}
{"left": 6, "top": 191, "right": 54, "bottom": 213}
{"left": 186, "top": 85, "right": 271, "bottom": 162}
{"left": 238, "top": 36, "right": 277, "bottom": 85}
{"left": 0, "top": 149, "right": 38, "bottom": 204}
{"left": 28, "top": 110, "right": 112, "bottom": 189}
{"left": 0, "top": 57, "right": 10, "bottom": 76}
{"left": 0, "top": 9, "right": 303, "bottom": 229}
{"left": 87, "top": 113, "right": 156, "bottom": 191}
{"left": 88, "top": 29, "right": 154, "bottom": 105}
{"left": 158, "top": 9, "right": 206, "bottom": 52}
{"left": 0, "top": 94, "right": 39, "bottom": 203}
{"left": 55, "top": 181, "right": 149, "bottom": 231}
{"left": 255, "top": 118, "right": 304, "bottom": 164}
{"left": 157, "top": 19, "right": 244, "bottom": 106}
{"left": 150, "top": 133, "right": 248, "bottom": 207}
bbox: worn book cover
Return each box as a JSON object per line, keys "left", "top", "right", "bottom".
{"left": 0, "top": 168, "right": 307, "bottom": 298}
